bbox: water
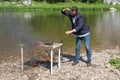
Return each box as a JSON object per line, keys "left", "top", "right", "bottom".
{"left": 0, "top": 10, "right": 120, "bottom": 60}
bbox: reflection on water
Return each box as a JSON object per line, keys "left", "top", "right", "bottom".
{"left": 0, "top": 11, "right": 120, "bottom": 50}
{"left": 95, "top": 11, "right": 120, "bottom": 48}
{"left": 0, "top": 12, "right": 39, "bottom": 48}
{"left": 23, "top": 12, "right": 32, "bottom": 19}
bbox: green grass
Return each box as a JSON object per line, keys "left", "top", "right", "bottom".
{"left": 0, "top": 2, "right": 120, "bottom": 11}
{"left": 109, "top": 58, "right": 120, "bottom": 70}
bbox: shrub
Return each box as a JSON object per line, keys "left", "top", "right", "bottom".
{"left": 88, "top": 0, "right": 97, "bottom": 3}
{"left": 80, "top": 0, "right": 87, "bottom": 3}
{"left": 109, "top": 58, "right": 120, "bottom": 70}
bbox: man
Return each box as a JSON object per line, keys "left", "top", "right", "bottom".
{"left": 61, "top": 6, "right": 92, "bottom": 66}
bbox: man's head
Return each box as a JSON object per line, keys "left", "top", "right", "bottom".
{"left": 71, "top": 6, "right": 78, "bottom": 17}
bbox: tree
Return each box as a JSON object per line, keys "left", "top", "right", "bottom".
{"left": 88, "top": 0, "right": 97, "bottom": 3}
{"left": 80, "top": 0, "right": 87, "bottom": 3}
{"left": 65, "top": 0, "right": 72, "bottom": 2}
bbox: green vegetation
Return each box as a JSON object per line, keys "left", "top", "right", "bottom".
{"left": 0, "top": 0, "right": 103, "bottom": 3}
{"left": 109, "top": 58, "right": 120, "bottom": 70}
{"left": 0, "top": 2, "right": 120, "bottom": 11}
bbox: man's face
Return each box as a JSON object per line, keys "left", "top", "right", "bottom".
{"left": 71, "top": 10, "right": 77, "bottom": 17}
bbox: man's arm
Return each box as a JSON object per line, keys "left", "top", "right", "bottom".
{"left": 65, "top": 16, "right": 84, "bottom": 35}
{"left": 73, "top": 16, "right": 84, "bottom": 32}
{"left": 65, "top": 29, "right": 76, "bottom": 35}
{"left": 61, "top": 8, "right": 71, "bottom": 16}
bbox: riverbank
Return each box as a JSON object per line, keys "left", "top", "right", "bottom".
{"left": 0, "top": 49, "right": 120, "bottom": 80}
{"left": 0, "top": 2, "right": 120, "bottom": 11}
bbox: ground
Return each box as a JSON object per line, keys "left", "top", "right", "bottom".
{"left": 0, "top": 49, "right": 120, "bottom": 80}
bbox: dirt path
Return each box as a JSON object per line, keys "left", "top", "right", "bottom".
{"left": 0, "top": 49, "right": 120, "bottom": 80}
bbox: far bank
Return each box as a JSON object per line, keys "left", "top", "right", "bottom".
{"left": 0, "top": 2, "right": 120, "bottom": 11}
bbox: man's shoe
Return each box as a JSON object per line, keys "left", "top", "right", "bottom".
{"left": 86, "top": 60, "right": 91, "bottom": 67}
{"left": 72, "top": 61, "right": 79, "bottom": 66}
{"left": 87, "top": 63, "right": 92, "bottom": 67}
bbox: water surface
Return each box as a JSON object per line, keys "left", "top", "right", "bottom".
{"left": 0, "top": 10, "right": 120, "bottom": 60}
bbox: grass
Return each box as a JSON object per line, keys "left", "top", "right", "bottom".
{"left": 109, "top": 58, "right": 120, "bottom": 70}
{"left": 0, "top": 2, "right": 120, "bottom": 11}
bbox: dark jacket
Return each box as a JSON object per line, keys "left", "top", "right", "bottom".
{"left": 61, "top": 10, "right": 90, "bottom": 35}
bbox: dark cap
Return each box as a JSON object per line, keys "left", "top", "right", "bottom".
{"left": 71, "top": 6, "right": 78, "bottom": 12}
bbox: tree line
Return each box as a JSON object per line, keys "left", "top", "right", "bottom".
{"left": 34, "top": 0, "right": 103, "bottom": 3}
{"left": 1, "top": 0, "right": 104, "bottom": 3}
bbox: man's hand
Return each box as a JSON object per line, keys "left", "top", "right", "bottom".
{"left": 63, "top": 8, "right": 71, "bottom": 11}
{"left": 65, "top": 31, "right": 72, "bottom": 35}
{"left": 65, "top": 29, "right": 76, "bottom": 35}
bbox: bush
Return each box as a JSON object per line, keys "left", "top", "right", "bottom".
{"left": 80, "top": 0, "right": 87, "bottom": 3}
{"left": 109, "top": 58, "right": 120, "bottom": 70}
{"left": 33, "top": 0, "right": 44, "bottom": 2}
{"left": 72, "top": 0, "right": 80, "bottom": 2}
{"left": 88, "top": 0, "right": 97, "bottom": 3}
{"left": 98, "top": 0, "right": 103, "bottom": 3}
{"left": 33, "top": 0, "right": 65, "bottom": 3}
{"left": 65, "top": 0, "right": 72, "bottom": 2}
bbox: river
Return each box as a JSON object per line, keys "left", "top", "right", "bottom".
{"left": 0, "top": 10, "right": 120, "bottom": 61}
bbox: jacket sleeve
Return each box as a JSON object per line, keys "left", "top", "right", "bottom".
{"left": 61, "top": 10, "right": 71, "bottom": 17}
{"left": 74, "top": 16, "right": 84, "bottom": 32}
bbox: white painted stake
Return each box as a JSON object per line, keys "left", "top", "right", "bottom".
{"left": 18, "top": 44, "right": 24, "bottom": 70}
{"left": 50, "top": 49, "right": 53, "bottom": 75}
{"left": 21, "top": 46, "right": 24, "bottom": 70}
{"left": 58, "top": 47, "right": 61, "bottom": 69}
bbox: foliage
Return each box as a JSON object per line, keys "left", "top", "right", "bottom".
{"left": 0, "top": 2, "right": 120, "bottom": 11}
{"left": 109, "top": 58, "right": 120, "bottom": 70}
{"left": 80, "top": 0, "right": 87, "bottom": 3}
{"left": 80, "top": 0, "right": 103, "bottom": 3}
{"left": 98, "top": 0, "right": 103, "bottom": 3}
{"left": 88, "top": 0, "right": 97, "bottom": 3}
{"left": 0, "top": 0, "right": 103, "bottom": 3}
